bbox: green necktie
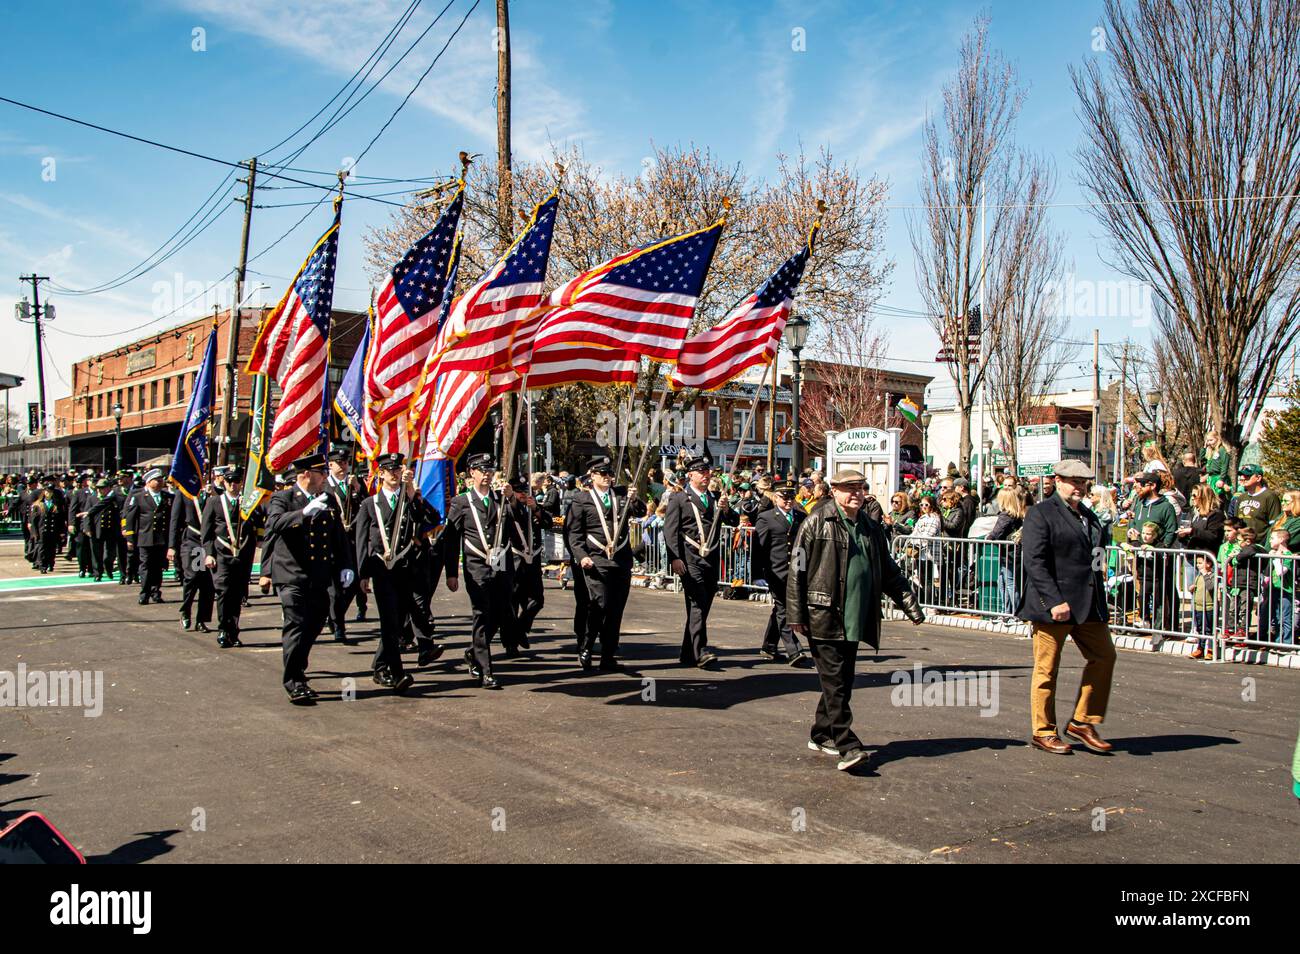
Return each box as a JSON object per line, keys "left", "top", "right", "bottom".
{"left": 152, "top": 493, "right": 159, "bottom": 505}
{"left": 601, "top": 493, "right": 610, "bottom": 509}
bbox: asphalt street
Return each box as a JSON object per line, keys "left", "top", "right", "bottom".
{"left": 1, "top": 540, "right": 1296, "bottom": 863}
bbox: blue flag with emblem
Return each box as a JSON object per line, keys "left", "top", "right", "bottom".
{"left": 169, "top": 325, "right": 218, "bottom": 499}
{"left": 334, "top": 306, "right": 372, "bottom": 454}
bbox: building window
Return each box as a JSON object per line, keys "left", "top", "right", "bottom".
{"left": 707, "top": 407, "right": 720, "bottom": 439}
{"left": 138, "top": 384, "right": 145, "bottom": 411}
{"left": 680, "top": 409, "right": 695, "bottom": 438}
{"left": 150, "top": 380, "right": 158, "bottom": 409}
{"left": 85, "top": 397, "right": 93, "bottom": 421}
{"left": 97, "top": 393, "right": 104, "bottom": 419}
{"left": 733, "top": 408, "right": 755, "bottom": 442}
{"left": 775, "top": 411, "right": 788, "bottom": 436}
{"left": 163, "top": 378, "right": 171, "bottom": 406}
{"left": 127, "top": 388, "right": 134, "bottom": 413}
{"left": 177, "top": 375, "right": 185, "bottom": 404}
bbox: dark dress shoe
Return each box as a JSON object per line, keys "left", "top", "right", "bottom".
{"left": 181, "top": 616, "right": 192, "bottom": 631}
{"left": 138, "top": 596, "right": 149, "bottom": 605}
{"left": 152, "top": 593, "right": 165, "bottom": 603}
{"left": 503, "top": 646, "right": 521, "bottom": 659}
{"left": 1030, "top": 734, "right": 1073, "bottom": 755}
{"left": 598, "top": 658, "right": 621, "bottom": 672}
{"left": 302, "top": 684, "right": 320, "bottom": 699}
{"left": 392, "top": 672, "right": 414, "bottom": 694}
{"left": 372, "top": 669, "right": 396, "bottom": 688}
{"left": 480, "top": 675, "right": 501, "bottom": 690}
{"left": 463, "top": 648, "right": 483, "bottom": 679}
{"left": 1065, "top": 721, "right": 1114, "bottom": 753}
{"left": 195, "top": 622, "right": 210, "bottom": 633}
{"left": 417, "top": 644, "right": 444, "bottom": 667}
{"left": 287, "top": 686, "right": 314, "bottom": 705}
{"left": 354, "top": 608, "right": 367, "bottom": 622}
{"left": 697, "top": 652, "right": 719, "bottom": 668}
{"left": 217, "top": 634, "right": 232, "bottom": 648}
{"left": 787, "top": 650, "right": 810, "bottom": 667}
{"left": 578, "top": 651, "right": 594, "bottom": 672}
{"left": 759, "top": 647, "right": 780, "bottom": 661}
{"left": 94, "top": 575, "right": 103, "bottom": 582}
{"left": 332, "top": 628, "right": 353, "bottom": 646}
{"left": 518, "top": 634, "right": 530, "bottom": 650}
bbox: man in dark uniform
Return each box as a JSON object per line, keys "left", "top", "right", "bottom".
{"left": 123, "top": 468, "right": 172, "bottom": 604}
{"left": 201, "top": 465, "right": 261, "bottom": 648}
{"left": 506, "top": 476, "right": 546, "bottom": 653}
{"left": 324, "top": 446, "right": 368, "bottom": 642}
{"left": 85, "top": 478, "right": 122, "bottom": 582}
{"left": 565, "top": 456, "right": 634, "bottom": 672}
{"left": 563, "top": 474, "right": 591, "bottom": 648}
{"left": 752, "top": 480, "right": 809, "bottom": 664}
{"left": 403, "top": 485, "right": 444, "bottom": 661}
{"left": 265, "top": 453, "right": 355, "bottom": 704}
{"left": 169, "top": 479, "right": 214, "bottom": 631}
{"left": 664, "top": 454, "right": 723, "bottom": 668}
{"left": 114, "top": 471, "right": 141, "bottom": 584}
{"left": 442, "top": 454, "right": 513, "bottom": 690}
{"left": 355, "top": 454, "right": 442, "bottom": 692}
{"left": 69, "top": 472, "right": 95, "bottom": 577}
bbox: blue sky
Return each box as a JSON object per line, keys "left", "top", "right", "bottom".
{"left": 1, "top": 0, "right": 1138, "bottom": 420}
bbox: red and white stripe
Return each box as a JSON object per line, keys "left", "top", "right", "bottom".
{"left": 529, "top": 284, "right": 698, "bottom": 363}
{"left": 489, "top": 342, "right": 638, "bottom": 399}
{"left": 248, "top": 289, "right": 328, "bottom": 470}
{"left": 424, "top": 367, "right": 491, "bottom": 461}
{"left": 435, "top": 265, "right": 546, "bottom": 373}
{"left": 670, "top": 292, "right": 789, "bottom": 391}
{"left": 365, "top": 278, "right": 446, "bottom": 428}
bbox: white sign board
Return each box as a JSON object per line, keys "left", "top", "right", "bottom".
{"left": 1015, "top": 424, "right": 1061, "bottom": 475}
{"left": 824, "top": 427, "right": 902, "bottom": 495}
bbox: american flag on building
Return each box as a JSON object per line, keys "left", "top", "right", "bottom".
{"left": 245, "top": 208, "right": 341, "bottom": 470}
{"left": 520, "top": 218, "right": 724, "bottom": 366}
{"left": 365, "top": 186, "right": 464, "bottom": 432}
{"left": 671, "top": 227, "right": 817, "bottom": 391}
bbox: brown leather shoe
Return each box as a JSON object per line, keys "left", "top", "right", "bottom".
{"left": 1065, "top": 721, "right": 1113, "bottom": 754}
{"left": 1030, "top": 734, "right": 1073, "bottom": 755}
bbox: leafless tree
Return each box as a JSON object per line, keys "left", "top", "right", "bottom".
{"left": 984, "top": 157, "right": 1072, "bottom": 471}
{"left": 1151, "top": 303, "right": 1212, "bottom": 456}
{"left": 908, "top": 13, "right": 1026, "bottom": 473}
{"left": 1073, "top": 0, "right": 1300, "bottom": 482}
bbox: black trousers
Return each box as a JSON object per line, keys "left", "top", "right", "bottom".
{"left": 279, "top": 580, "right": 330, "bottom": 690}
{"left": 22, "top": 522, "right": 33, "bottom": 563}
{"left": 569, "top": 556, "right": 589, "bottom": 646}
{"left": 77, "top": 534, "right": 93, "bottom": 574}
{"left": 810, "top": 639, "right": 862, "bottom": 755}
{"left": 370, "top": 564, "right": 415, "bottom": 675}
{"left": 464, "top": 569, "right": 512, "bottom": 677}
{"left": 118, "top": 537, "right": 136, "bottom": 581}
{"left": 34, "top": 533, "right": 58, "bottom": 571}
{"left": 761, "top": 580, "right": 801, "bottom": 656}
{"left": 513, "top": 557, "right": 545, "bottom": 637}
{"left": 213, "top": 556, "right": 251, "bottom": 635}
{"left": 407, "top": 550, "right": 439, "bottom": 645}
{"left": 678, "top": 560, "right": 718, "bottom": 664}
{"left": 581, "top": 563, "right": 631, "bottom": 661}
{"left": 178, "top": 543, "right": 214, "bottom": 622}
{"left": 91, "top": 536, "right": 117, "bottom": 579}
{"left": 327, "top": 566, "right": 366, "bottom": 631}
{"left": 137, "top": 545, "right": 166, "bottom": 599}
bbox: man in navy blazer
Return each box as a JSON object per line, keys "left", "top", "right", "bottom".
{"left": 1017, "top": 459, "right": 1118, "bottom": 755}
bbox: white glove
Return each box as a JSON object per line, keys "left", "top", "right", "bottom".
{"left": 340, "top": 568, "right": 355, "bottom": 588}
{"left": 302, "top": 493, "right": 329, "bottom": 517}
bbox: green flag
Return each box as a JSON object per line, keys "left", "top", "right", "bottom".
{"left": 240, "top": 372, "right": 275, "bottom": 519}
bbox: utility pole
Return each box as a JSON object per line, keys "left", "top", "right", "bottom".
{"left": 1091, "top": 328, "right": 1100, "bottom": 477}
{"left": 1116, "top": 342, "right": 1128, "bottom": 486}
{"left": 219, "top": 157, "right": 257, "bottom": 464}
{"left": 495, "top": 0, "right": 516, "bottom": 476}
{"left": 18, "top": 274, "right": 50, "bottom": 440}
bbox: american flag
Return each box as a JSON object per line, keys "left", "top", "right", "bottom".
{"left": 435, "top": 192, "right": 559, "bottom": 374}
{"left": 935, "top": 304, "right": 982, "bottom": 363}
{"left": 245, "top": 209, "right": 341, "bottom": 470}
{"left": 365, "top": 186, "right": 463, "bottom": 430}
{"left": 402, "top": 231, "right": 463, "bottom": 441}
{"left": 521, "top": 219, "right": 724, "bottom": 365}
{"left": 424, "top": 366, "right": 491, "bottom": 460}
{"left": 671, "top": 231, "right": 815, "bottom": 391}
{"left": 489, "top": 342, "right": 638, "bottom": 399}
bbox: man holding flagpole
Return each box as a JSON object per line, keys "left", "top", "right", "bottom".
{"left": 202, "top": 465, "right": 261, "bottom": 649}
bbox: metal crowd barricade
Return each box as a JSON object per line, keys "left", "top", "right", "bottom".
{"left": 1103, "top": 544, "right": 1221, "bottom": 656}
{"left": 1220, "top": 549, "right": 1299, "bottom": 651}
{"left": 718, "top": 524, "right": 768, "bottom": 595}
{"left": 889, "top": 534, "right": 1022, "bottom": 622}
{"left": 630, "top": 519, "right": 678, "bottom": 591}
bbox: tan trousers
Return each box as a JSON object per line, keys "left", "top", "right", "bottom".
{"left": 1030, "top": 621, "right": 1117, "bottom": 737}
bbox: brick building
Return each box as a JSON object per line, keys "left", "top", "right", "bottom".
{"left": 47, "top": 308, "right": 366, "bottom": 470}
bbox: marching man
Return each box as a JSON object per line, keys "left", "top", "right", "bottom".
{"left": 664, "top": 454, "right": 723, "bottom": 668}
{"left": 565, "top": 456, "right": 633, "bottom": 672}
{"left": 201, "top": 465, "right": 262, "bottom": 649}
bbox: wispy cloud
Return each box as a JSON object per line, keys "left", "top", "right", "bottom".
{"left": 0, "top": 192, "right": 154, "bottom": 261}
{"left": 178, "top": 0, "right": 592, "bottom": 163}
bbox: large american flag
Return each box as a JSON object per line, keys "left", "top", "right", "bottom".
{"left": 436, "top": 192, "right": 559, "bottom": 374}
{"left": 400, "top": 231, "right": 462, "bottom": 444}
{"left": 424, "top": 367, "right": 491, "bottom": 460}
{"left": 489, "top": 342, "right": 638, "bottom": 399}
{"left": 245, "top": 210, "right": 341, "bottom": 470}
{"left": 671, "top": 231, "right": 815, "bottom": 391}
{"left": 521, "top": 219, "right": 724, "bottom": 366}
{"left": 365, "top": 187, "right": 463, "bottom": 430}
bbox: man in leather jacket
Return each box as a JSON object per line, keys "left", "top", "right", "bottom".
{"left": 788, "top": 468, "right": 925, "bottom": 773}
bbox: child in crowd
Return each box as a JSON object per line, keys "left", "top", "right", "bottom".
{"left": 1189, "top": 554, "right": 1217, "bottom": 659}
{"left": 1263, "top": 528, "right": 1295, "bottom": 645}
{"left": 1227, "top": 527, "right": 1263, "bottom": 641}
{"left": 1132, "top": 521, "right": 1165, "bottom": 642}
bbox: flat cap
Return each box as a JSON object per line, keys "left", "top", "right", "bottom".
{"left": 464, "top": 453, "right": 496, "bottom": 473}
{"left": 374, "top": 452, "right": 405, "bottom": 470}
{"left": 829, "top": 468, "right": 867, "bottom": 487}
{"left": 586, "top": 455, "right": 614, "bottom": 476}
{"left": 143, "top": 468, "right": 166, "bottom": 483}
{"left": 1054, "top": 459, "right": 1096, "bottom": 480}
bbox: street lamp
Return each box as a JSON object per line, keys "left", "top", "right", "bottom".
{"left": 920, "top": 409, "right": 933, "bottom": 477}
{"left": 782, "top": 314, "right": 810, "bottom": 475}
{"left": 983, "top": 436, "right": 994, "bottom": 485}
{"left": 111, "top": 401, "right": 124, "bottom": 472}
{"left": 1145, "top": 389, "right": 1162, "bottom": 453}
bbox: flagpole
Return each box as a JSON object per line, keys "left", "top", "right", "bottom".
{"left": 612, "top": 385, "right": 670, "bottom": 549}
{"left": 727, "top": 384, "right": 764, "bottom": 483}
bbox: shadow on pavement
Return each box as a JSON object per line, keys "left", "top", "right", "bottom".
{"left": 1105, "top": 733, "right": 1240, "bottom": 756}
{"left": 86, "top": 829, "right": 182, "bottom": 864}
